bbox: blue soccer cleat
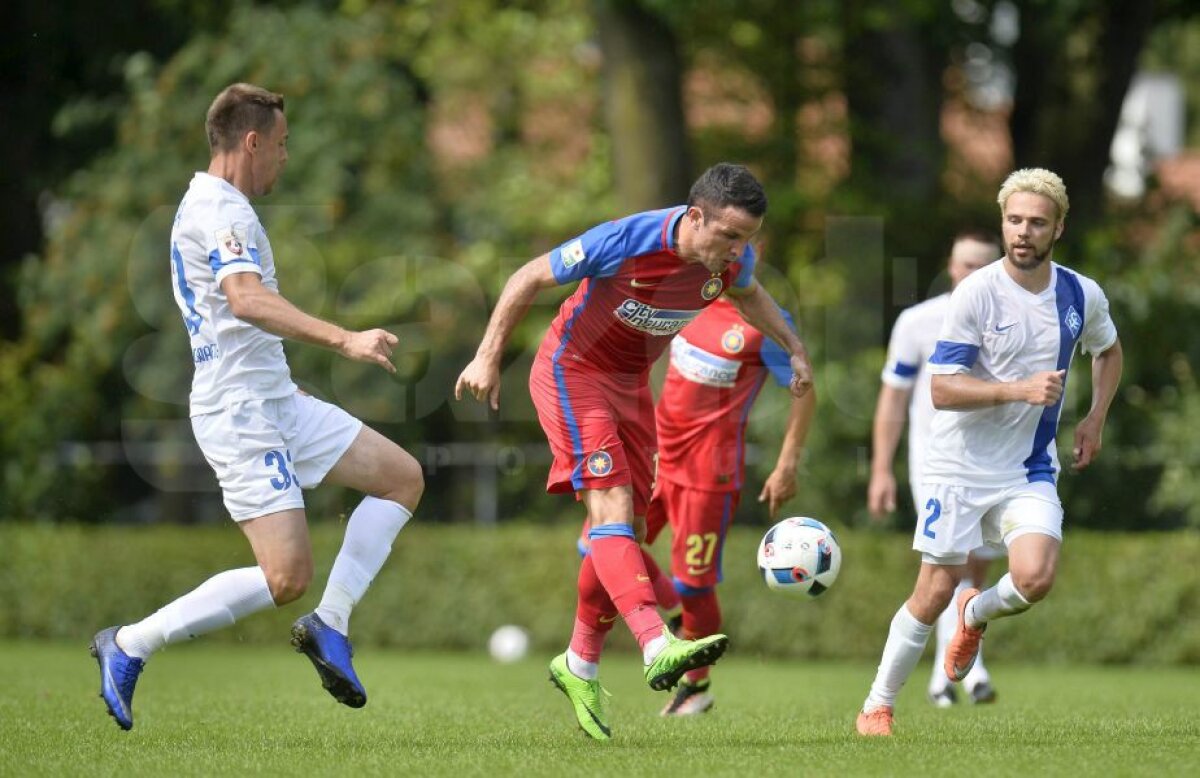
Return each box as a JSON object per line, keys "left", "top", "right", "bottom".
{"left": 90, "top": 626, "right": 144, "bottom": 731}
{"left": 291, "top": 613, "right": 367, "bottom": 708}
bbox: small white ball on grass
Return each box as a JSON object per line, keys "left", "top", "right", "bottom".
{"left": 488, "top": 625, "right": 530, "bottom": 663}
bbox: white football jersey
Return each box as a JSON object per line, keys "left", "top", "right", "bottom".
{"left": 923, "top": 260, "right": 1118, "bottom": 487}
{"left": 169, "top": 172, "right": 296, "bottom": 415}
{"left": 881, "top": 293, "right": 950, "bottom": 486}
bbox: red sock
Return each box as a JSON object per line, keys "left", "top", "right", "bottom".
{"left": 681, "top": 590, "right": 721, "bottom": 684}
{"left": 589, "top": 535, "right": 664, "bottom": 650}
{"left": 570, "top": 554, "right": 616, "bottom": 663}
{"left": 681, "top": 589, "right": 722, "bottom": 640}
{"left": 642, "top": 549, "right": 681, "bottom": 612}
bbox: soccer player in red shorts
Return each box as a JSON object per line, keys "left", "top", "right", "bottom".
{"left": 456, "top": 163, "right": 813, "bottom": 740}
{"left": 648, "top": 296, "right": 816, "bottom": 716}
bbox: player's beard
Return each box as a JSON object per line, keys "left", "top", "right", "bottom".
{"left": 1006, "top": 239, "right": 1054, "bottom": 270}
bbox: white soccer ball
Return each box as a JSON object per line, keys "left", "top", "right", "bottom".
{"left": 756, "top": 517, "right": 842, "bottom": 596}
{"left": 487, "top": 624, "right": 530, "bottom": 663}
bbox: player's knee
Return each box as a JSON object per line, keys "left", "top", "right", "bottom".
{"left": 381, "top": 450, "right": 424, "bottom": 509}
{"left": 265, "top": 561, "right": 312, "bottom": 605}
{"left": 1012, "top": 568, "right": 1055, "bottom": 603}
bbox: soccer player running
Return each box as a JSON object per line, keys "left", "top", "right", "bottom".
{"left": 456, "top": 163, "right": 813, "bottom": 740}
{"left": 856, "top": 168, "right": 1123, "bottom": 737}
{"left": 867, "top": 229, "right": 1005, "bottom": 707}
{"left": 650, "top": 296, "right": 816, "bottom": 716}
{"left": 91, "top": 84, "right": 425, "bottom": 730}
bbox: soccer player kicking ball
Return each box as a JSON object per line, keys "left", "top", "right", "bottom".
{"left": 868, "top": 229, "right": 1005, "bottom": 707}
{"left": 456, "top": 163, "right": 813, "bottom": 740}
{"left": 856, "top": 168, "right": 1123, "bottom": 737}
{"left": 649, "top": 297, "right": 816, "bottom": 716}
{"left": 91, "top": 84, "right": 425, "bottom": 730}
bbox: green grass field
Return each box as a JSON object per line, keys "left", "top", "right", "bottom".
{"left": 1, "top": 641, "right": 1196, "bottom": 777}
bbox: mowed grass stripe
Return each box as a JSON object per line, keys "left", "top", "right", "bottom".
{"left": 0, "top": 642, "right": 1196, "bottom": 777}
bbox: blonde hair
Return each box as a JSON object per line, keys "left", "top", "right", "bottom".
{"left": 997, "top": 168, "right": 1069, "bottom": 221}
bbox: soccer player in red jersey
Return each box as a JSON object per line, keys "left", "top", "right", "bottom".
{"left": 649, "top": 296, "right": 816, "bottom": 716}
{"left": 456, "top": 163, "right": 813, "bottom": 739}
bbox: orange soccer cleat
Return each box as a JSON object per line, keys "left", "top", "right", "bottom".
{"left": 944, "top": 587, "right": 986, "bottom": 682}
{"left": 855, "top": 706, "right": 894, "bottom": 736}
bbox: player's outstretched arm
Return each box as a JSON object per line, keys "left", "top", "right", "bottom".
{"left": 222, "top": 272, "right": 397, "bottom": 373}
{"left": 455, "top": 254, "right": 558, "bottom": 410}
{"left": 726, "top": 281, "right": 813, "bottom": 397}
{"left": 1072, "top": 337, "right": 1123, "bottom": 471}
{"left": 867, "top": 385, "right": 910, "bottom": 518}
{"left": 759, "top": 387, "right": 816, "bottom": 519}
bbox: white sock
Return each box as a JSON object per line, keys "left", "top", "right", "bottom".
{"left": 315, "top": 497, "right": 412, "bottom": 635}
{"left": 930, "top": 580, "right": 967, "bottom": 692}
{"left": 966, "top": 573, "right": 1031, "bottom": 627}
{"left": 115, "top": 566, "right": 275, "bottom": 660}
{"left": 864, "top": 605, "right": 933, "bottom": 710}
{"left": 566, "top": 649, "right": 599, "bottom": 680}
{"left": 642, "top": 634, "right": 669, "bottom": 665}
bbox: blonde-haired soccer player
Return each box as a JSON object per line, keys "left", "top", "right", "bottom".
{"left": 869, "top": 228, "right": 1003, "bottom": 707}
{"left": 856, "top": 168, "right": 1123, "bottom": 736}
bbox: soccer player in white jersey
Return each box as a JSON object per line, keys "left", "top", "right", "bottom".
{"left": 856, "top": 168, "right": 1123, "bottom": 736}
{"left": 90, "top": 84, "right": 425, "bottom": 731}
{"left": 868, "top": 229, "right": 1004, "bottom": 707}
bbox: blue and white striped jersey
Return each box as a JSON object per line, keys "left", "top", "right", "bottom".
{"left": 169, "top": 172, "right": 296, "bottom": 415}
{"left": 923, "top": 260, "right": 1117, "bottom": 487}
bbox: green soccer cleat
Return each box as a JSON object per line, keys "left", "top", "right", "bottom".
{"left": 548, "top": 652, "right": 612, "bottom": 741}
{"left": 644, "top": 629, "right": 729, "bottom": 692}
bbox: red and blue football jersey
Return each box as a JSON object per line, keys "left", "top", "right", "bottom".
{"left": 655, "top": 298, "right": 794, "bottom": 492}
{"left": 537, "top": 207, "right": 756, "bottom": 375}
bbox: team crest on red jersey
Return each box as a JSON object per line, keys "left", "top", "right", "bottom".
{"left": 701, "top": 277, "right": 724, "bottom": 300}
{"left": 721, "top": 325, "right": 746, "bottom": 354}
{"left": 586, "top": 450, "right": 614, "bottom": 476}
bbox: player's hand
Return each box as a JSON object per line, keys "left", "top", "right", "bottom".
{"left": 788, "top": 351, "right": 814, "bottom": 398}
{"left": 1071, "top": 413, "right": 1104, "bottom": 471}
{"left": 1021, "top": 369, "right": 1065, "bottom": 406}
{"left": 339, "top": 328, "right": 398, "bottom": 374}
{"left": 455, "top": 356, "right": 502, "bottom": 410}
{"left": 758, "top": 466, "right": 797, "bottom": 520}
{"left": 867, "top": 471, "right": 897, "bottom": 519}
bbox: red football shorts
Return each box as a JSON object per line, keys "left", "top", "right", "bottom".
{"left": 645, "top": 478, "right": 739, "bottom": 591}
{"left": 529, "top": 355, "right": 657, "bottom": 515}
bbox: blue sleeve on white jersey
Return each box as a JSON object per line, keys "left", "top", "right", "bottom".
{"left": 881, "top": 307, "right": 923, "bottom": 388}
{"left": 199, "top": 199, "right": 263, "bottom": 285}
{"left": 732, "top": 244, "right": 757, "bottom": 288}
{"left": 549, "top": 208, "right": 679, "bottom": 284}
{"left": 928, "top": 275, "right": 984, "bottom": 374}
{"left": 929, "top": 341, "right": 979, "bottom": 369}
{"left": 761, "top": 308, "right": 796, "bottom": 386}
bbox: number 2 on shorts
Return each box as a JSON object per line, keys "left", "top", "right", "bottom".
{"left": 922, "top": 498, "right": 942, "bottom": 539}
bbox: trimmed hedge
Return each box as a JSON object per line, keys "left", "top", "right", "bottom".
{"left": 2, "top": 523, "right": 1196, "bottom": 663}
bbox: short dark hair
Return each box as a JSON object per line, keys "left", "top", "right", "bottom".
{"left": 952, "top": 227, "right": 1002, "bottom": 255}
{"left": 205, "top": 83, "right": 285, "bottom": 155}
{"left": 687, "top": 163, "right": 768, "bottom": 218}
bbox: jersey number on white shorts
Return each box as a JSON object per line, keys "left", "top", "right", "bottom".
{"left": 266, "top": 449, "right": 300, "bottom": 490}
{"left": 922, "top": 498, "right": 942, "bottom": 539}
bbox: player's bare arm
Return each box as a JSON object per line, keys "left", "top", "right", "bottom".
{"left": 758, "top": 387, "right": 816, "bottom": 519}
{"left": 725, "top": 280, "right": 813, "bottom": 397}
{"left": 1072, "top": 337, "right": 1123, "bottom": 471}
{"left": 867, "top": 384, "right": 911, "bottom": 518}
{"left": 221, "top": 271, "right": 397, "bottom": 374}
{"left": 931, "top": 369, "right": 1065, "bottom": 410}
{"left": 455, "top": 253, "right": 558, "bottom": 410}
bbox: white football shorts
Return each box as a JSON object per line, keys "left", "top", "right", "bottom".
{"left": 192, "top": 392, "right": 363, "bottom": 521}
{"left": 912, "top": 480, "right": 1062, "bottom": 566}
{"left": 909, "top": 479, "right": 1008, "bottom": 561}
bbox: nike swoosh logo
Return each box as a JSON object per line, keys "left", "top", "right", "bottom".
{"left": 598, "top": 614, "right": 618, "bottom": 623}
{"left": 687, "top": 566, "right": 712, "bottom": 576}
{"left": 636, "top": 574, "right": 651, "bottom": 582}
{"left": 629, "top": 279, "right": 660, "bottom": 288}
{"left": 994, "top": 323, "right": 1017, "bottom": 333}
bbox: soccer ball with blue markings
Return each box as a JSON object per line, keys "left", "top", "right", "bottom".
{"left": 756, "top": 517, "right": 842, "bottom": 596}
